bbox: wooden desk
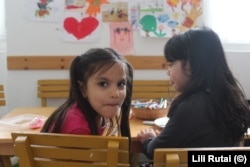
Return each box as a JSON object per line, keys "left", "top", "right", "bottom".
{"left": 1, "top": 107, "right": 249, "bottom": 167}
{"left": 0, "top": 107, "right": 154, "bottom": 167}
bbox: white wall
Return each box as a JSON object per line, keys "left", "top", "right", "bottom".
{"left": 3, "top": 0, "right": 250, "bottom": 117}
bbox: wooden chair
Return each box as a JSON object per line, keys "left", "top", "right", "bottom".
{"left": 0, "top": 84, "right": 6, "bottom": 106}
{"left": 11, "top": 132, "right": 130, "bottom": 167}
{"left": 153, "top": 147, "right": 250, "bottom": 167}
{"left": 37, "top": 79, "right": 69, "bottom": 107}
{"left": 132, "top": 80, "right": 177, "bottom": 99}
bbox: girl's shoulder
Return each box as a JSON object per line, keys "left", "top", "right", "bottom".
{"left": 173, "top": 91, "right": 212, "bottom": 119}
{"left": 62, "top": 104, "right": 90, "bottom": 134}
{"left": 180, "top": 90, "right": 212, "bottom": 110}
{"left": 186, "top": 90, "right": 210, "bottom": 102}
{"left": 66, "top": 104, "right": 86, "bottom": 119}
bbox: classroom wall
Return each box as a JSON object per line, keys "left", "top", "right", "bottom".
{"left": 2, "top": 0, "right": 250, "bottom": 117}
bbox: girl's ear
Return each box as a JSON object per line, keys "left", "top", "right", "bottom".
{"left": 78, "top": 81, "right": 87, "bottom": 97}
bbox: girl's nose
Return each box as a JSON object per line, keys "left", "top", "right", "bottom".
{"left": 111, "top": 88, "right": 119, "bottom": 98}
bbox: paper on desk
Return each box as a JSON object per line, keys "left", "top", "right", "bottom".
{"left": 0, "top": 114, "right": 47, "bottom": 130}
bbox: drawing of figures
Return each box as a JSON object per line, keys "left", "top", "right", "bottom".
{"left": 36, "top": 0, "right": 53, "bottom": 17}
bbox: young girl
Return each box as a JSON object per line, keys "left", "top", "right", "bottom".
{"left": 41, "top": 48, "right": 133, "bottom": 138}
{"left": 137, "top": 27, "right": 250, "bottom": 159}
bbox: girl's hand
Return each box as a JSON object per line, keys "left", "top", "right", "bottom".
{"left": 137, "top": 128, "right": 160, "bottom": 143}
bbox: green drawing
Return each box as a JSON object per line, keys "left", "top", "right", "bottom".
{"left": 140, "top": 15, "right": 166, "bottom": 37}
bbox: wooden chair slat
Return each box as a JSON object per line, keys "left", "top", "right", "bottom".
{"left": 38, "top": 79, "right": 69, "bottom": 85}
{"left": 133, "top": 87, "right": 168, "bottom": 92}
{"left": 0, "top": 101, "right": 6, "bottom": 106}
{"left": 35, "top": 161, "right": 113, "bottom": 167}
{"left": 14, "top": 136, "right": 35, "bottom": 167}
{"left": 38, "top": 86, "right": 69, "bottom": 91}
{"left": 12, "top": 133, "right": 128, "bottom": 149}
{"left": 0, "top": 84, "right": 6, "bottom": 106}
{"left": 38, "top": 92, "right": 69, "bottom": 98}
{"left": 32, "top": 147, "right": 128, "bottom": 163}
{"left": 38, "top": 80, "right": 70, "bottom": 106}
{"left": 12, "top": 132, "right": 130, "bottom": 167}
{"left": 0, "top": 92, "right": 5, "bottom": 98}
{"left": 133, "top": 80, "right": 170, "bottom": 85}
{"left": 107, "top": 140, "right": 119, "bottom": 166}
{"left": 132, "top": 80, "right": 178, "bottom": 99}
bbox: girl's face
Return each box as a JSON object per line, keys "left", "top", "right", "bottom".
{"left": 167, "top": 60, "right": 191, "bottom": 92}
{"left": 83, "top": 63, "right": 127, "bottom": 118}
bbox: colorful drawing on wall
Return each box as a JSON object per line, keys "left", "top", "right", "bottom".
{"left": 139, "top": 0, "right": 164, "bottom": 13}
{"left": 176, "top": 0, "right": 203, "bottom": 32}
{"left": 102, "top": 2, "right": 128, "bottom": 22}
{"left": 60, "top": 0, "right": 101, "bottom": 42}
{"left": 139, "top": 0, "right": 203, "bottom": 38}
{"left": 24, "top": 0, "right": 64, "bottom": 22}
{"left": 140, "top": 14, "right": 167, "bottom": 37}
{"left": 85, "top": 0, "right": 109, "bottom": 17}
{"left": 110, "top": 22, "right": 134, "bottom": 55}
{"left": 129, "top": 1, "right": 141, "bottom": 30}
{"left": 35, "top": 0, "right": 54, "bottom": 17}
{"left": 63, "top": 17, "right": 99, "bottom": 40}
{"left": 65, "top": 0, "right": 86, "bottom": 9}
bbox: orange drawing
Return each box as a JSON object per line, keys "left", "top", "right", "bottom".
{"left": 85, "top": 0, "right": 109, "bottom": 17}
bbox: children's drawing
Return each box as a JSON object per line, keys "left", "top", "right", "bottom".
{"left": 60, "top": 2, "right": 101, "bottom": 42}
{"left": 139, "top": 0, "right": 165, "bottom": 13}
{"left": 24, "top": 0, "right": 64, "bottom": 22}
{"left": 178, "top": 0, "right": 203, "bottom": 32}
{"left": 139, "top": 0, "right": 203, "bottom": 38}
{"left": 65, "top": 0, "right": 86, "bottom": 9}
{"left": 85, "top": 0, "right": 109, "bottom": 17}
{"left": 167, "top": 0, "right": 179, "bottom": 11}
{"left": 35, "top": 0, "right": 53, "bottom": 17}
{"left": 129, "top": 1, "right": 141, "bottom": 30}
{"left": 102, "top": 2, "right": 128, "bottom": 22}
{"left": 110, "top": 22, "right": 134, "bottom": 55}
{"left": 36, "top": 0, "right": 53, "bottom": 17}
{"left": 140, "top": 15, "right": 167, "bottom": 37}
{"left": 63, "top": 17, "right": 99, "bottom": 40}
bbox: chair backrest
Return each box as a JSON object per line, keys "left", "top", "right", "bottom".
{"left": 153, "top": 147, "right": 250, "bottom": 167}
{"left": 11, "top": 132, "right": 130, "bottom": 167}
{"left": 37, "top": 79, "right": 69, "bottom": 107}
{"left": 0, "top": 84, "right": 6, "bottom": 106}
{"left": 132, "top": 80, "right": 177, "bottom": 99}
{"left": 37, "top": 79, "right": 178, "bottom": 107}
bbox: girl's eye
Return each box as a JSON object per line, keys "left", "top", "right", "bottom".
{"left": 167, "top": 63, "right": 173, "bottom": 67}
{"left": 98, "top": 81, "right": 108, "bottom": 87}
{"left": 118, "top": 81, "right": 126, "bottom": 88}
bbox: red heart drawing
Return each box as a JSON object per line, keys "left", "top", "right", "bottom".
{"left": 63, "top": 17, "right": 99, "bottom": 40}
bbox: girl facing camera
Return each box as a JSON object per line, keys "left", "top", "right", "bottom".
{"left": 41, "top": 48, "right": 133, "bottom": 138}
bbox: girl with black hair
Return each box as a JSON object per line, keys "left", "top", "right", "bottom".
{"left": 137, "top": 27, "right": 250, "bottom": 160}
